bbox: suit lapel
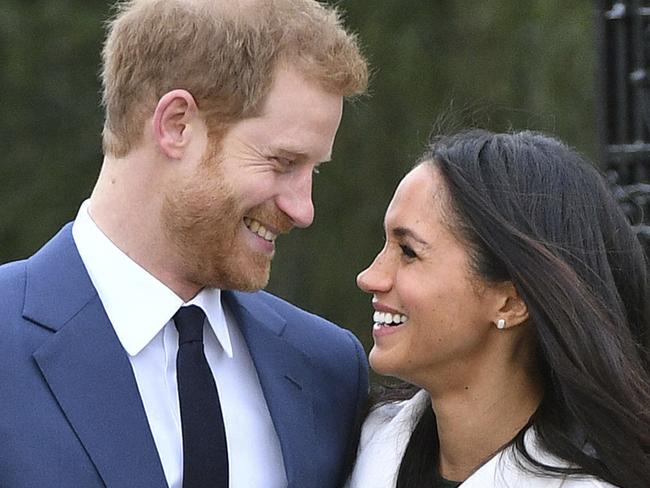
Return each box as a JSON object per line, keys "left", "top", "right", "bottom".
{"left": 25, "top": 225, "right": 167, "bottom": 488}
{"left": 224, "top": 291, "right": 316, "bottom": 487}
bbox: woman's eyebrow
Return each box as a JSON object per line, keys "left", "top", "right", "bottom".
{"left": 391, "top": 226, "right": 429, "bottom": 246}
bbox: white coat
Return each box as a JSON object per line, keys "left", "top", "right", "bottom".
{"left": 346, "top": 390, "right": 617, "bottom": 488}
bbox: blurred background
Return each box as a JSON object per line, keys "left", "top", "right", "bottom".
{"left": 1, "top": 1, "right": 647, "bottom": 353}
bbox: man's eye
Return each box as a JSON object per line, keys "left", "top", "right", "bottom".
{"left": 399, "top": 244, "right": 417, "bottom": 259}
{"left": 271, "top": 157, "right": 292, "bottom": 167}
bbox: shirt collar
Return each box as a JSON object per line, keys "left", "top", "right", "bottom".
{"left": 185, "top": 287, "right": 233, "bottom": 358}
{"left": 71, "top": 200, "right": 233, "bottom": 358}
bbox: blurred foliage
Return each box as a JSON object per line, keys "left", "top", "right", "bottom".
{"left": 272, "top": 0, "right": 597, "bottom": 350}
{"left": 0, "top": 0, "right": 597, "bottom": 352}
{"left": 1, "top": 0, "right": 105, "bottom": 262}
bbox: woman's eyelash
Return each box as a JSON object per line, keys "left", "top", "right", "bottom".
{"left": 399, "top": 244, "right": 417, "bottom": 258}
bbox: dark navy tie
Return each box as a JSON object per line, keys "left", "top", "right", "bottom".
{"left": 174, "top": 305, "right": 229, "bottom": 488}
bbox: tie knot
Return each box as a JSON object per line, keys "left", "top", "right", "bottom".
{"left": 174, "top": 305, "right": 206, "bottom": 344}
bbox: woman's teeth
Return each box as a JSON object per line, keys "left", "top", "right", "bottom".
{"left": 244, "top": 217, "right": 277, "bottom": 242}
{"left": 373, "top": 311, "right": 408, "bottom": 327}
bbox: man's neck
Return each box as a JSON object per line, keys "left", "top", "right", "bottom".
{"left": 88, "top": 155, "right": 201, "bottom": 302}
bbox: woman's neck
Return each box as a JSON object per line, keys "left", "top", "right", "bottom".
{"left": 425, "top": 363, "right": 542, "bottom": 482}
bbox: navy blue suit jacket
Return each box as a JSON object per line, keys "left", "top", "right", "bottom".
{"left": 0, "top": 224, "right": 368, "bottom": 487}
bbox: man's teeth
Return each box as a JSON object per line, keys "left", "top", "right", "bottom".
{"left": 373, "top": 311, "right": 408, "bottom": 326}
{"left": 244, "top": 217, "right": 277, "bottom": 242}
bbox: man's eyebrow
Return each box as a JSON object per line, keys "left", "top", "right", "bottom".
{"left": 274, "top": 146, "right": 331, "bottom": 164}
{"left": 390, "top": 226, "right": 429, "bottom": 246}
{"left": 274, "top": 147, "right": 307, "bottom": 159}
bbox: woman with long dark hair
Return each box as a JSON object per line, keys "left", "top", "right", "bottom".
{"left": 347, "top": 130, "right": 650, "bottom": 487}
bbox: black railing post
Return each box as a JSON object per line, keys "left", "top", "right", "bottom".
{"left": 596, "top": 0, "right": 650, "bottom": 253}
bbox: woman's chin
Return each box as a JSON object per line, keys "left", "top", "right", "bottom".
{"left": 369, "top": 348, "right": 399, "bottom": 378}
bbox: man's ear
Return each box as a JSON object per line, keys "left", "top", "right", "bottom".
{"left": 152, "top": 89, "right": 202, "bottom": 159}
{"left": 493, "top": 281, "right": 529, "bottom": 330}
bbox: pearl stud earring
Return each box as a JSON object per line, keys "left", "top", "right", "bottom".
{"left": 496, "top": 319, "right": 506, "bottom": 330}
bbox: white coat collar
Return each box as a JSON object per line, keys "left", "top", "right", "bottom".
{"left": 347, "top": 390, "right": 616, "bottom": 488}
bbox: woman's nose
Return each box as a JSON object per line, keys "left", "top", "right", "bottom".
{"left": 356, "top": 253, "right": 392, "bottom": 294}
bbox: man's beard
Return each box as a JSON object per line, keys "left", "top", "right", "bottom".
{"left": 161, "top": 150, "right": 289, "bottom": 292}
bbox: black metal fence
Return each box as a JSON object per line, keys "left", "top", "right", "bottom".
{"left": 596, "top": 0, "right": 650, "bottom": 252}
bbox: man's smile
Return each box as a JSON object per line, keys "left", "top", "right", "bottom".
{"left": 244, "top": 217, "right": 279, "bottom": 242}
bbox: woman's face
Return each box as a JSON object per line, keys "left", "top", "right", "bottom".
{"left": 357, "top": 164, "right": 503, "bottom": 388}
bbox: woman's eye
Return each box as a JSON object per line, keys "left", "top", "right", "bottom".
{"left": 399, "top": 244, "right": 417, "bottom": 259}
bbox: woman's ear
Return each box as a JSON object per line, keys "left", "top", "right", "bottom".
{"left": 152, "top": 89, "right": 202, "bottom": 159}
{"left": 492, "top": 281, "right": 529, "bottom": 330}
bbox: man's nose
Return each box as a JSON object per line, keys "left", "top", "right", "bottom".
{"left": 277, "top": 169, "right": 315, "bottom": 228}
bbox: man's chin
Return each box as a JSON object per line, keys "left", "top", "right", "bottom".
{"left": 228, "top": 271, "right": 270, "bottom": 292}
{"left": 202, "top": 264, "right": 271, "bottom": 292}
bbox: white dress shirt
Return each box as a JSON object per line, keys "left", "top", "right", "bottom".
{"left": 72, "top": 200, "right": 286, "bottom": 488}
